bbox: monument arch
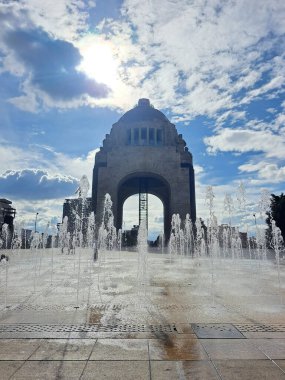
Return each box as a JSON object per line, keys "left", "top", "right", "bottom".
{"left": 92, "top": 98, "right": 196, "bottom": 240}
{"left": 117, "top": 172, "right": 171, "bottom": 238}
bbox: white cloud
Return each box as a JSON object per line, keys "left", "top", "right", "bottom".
{"left": 0, "top": 169, "right": 78, "bottom": 200}
{"left": 239, "top": 161, "right": 267, "bottom": 173}
{"left": 256, "top": 164, "right": 285, "bottom": 183}
{"left": 239, "top": 160, "right": 285, "bottom": 184}
{"left": 275, "top": 113, "right": 285, "bottom": 129}
{"left": 0, "top": 142, "right": 98, "bottom": 229}
{"left": 1, "top": 0, "right": 284, "bottom": 117}
{"left": 0, "top": 144, "right": 43, "bottom": 174}
{"left": 0, "top": 142, "right": 98, "bottom": 184}
{"left": 241, "top": 75, "right": 284, "bottom": 104}
{"left": 194, "top": 165, "right": 204, "bottom": 175}
{"left": 8, "top": 82, "right": 39, "bottom": 113}
{"left": 110, "top": 0, "right": 285, "bottom": 116}
{"left": 205, "top": 128, "right": 285, "bottom": 159}
{"left": 17, "top": 0, "right": 90, "bottom": 41}
{"left": 53, "top": 148, "right": 98, "bottom": 183}
{"left": 233, "top": 70, "right": 262, "bottom": 92}
{"left": 0, "top": 6, "right": 109, "bottom": 110}
{"left": 12, "top": 198, "right": 64, "bottom": 232}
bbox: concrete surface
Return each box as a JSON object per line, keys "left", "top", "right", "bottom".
{"left": 0, "top": 249, "right": 284, "bottom": 379}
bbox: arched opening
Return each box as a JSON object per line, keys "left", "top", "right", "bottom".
{"left": 123, "top": 194, "right": 164, "bottom": 245}
{"left": 116, "top": 172, "right": 171, "bottom": 241}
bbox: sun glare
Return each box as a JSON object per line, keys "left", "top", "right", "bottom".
{"left": 78, "top": 40, "right": 118, "bottom": 88}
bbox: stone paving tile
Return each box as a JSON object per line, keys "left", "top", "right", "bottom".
{"left": 29, "top": 338, "right": 96, "bottom": 360}
{"left": 149, "top": 338, "right": 208, "bottom": 360}
{"left": 89, "top": 338, "right": 149, "bottom": 360}
{"left": 274, "top": 360, "right": 285, "bottom": 373}
{"left": 0, "top": 339, "right": 41, "bottom": 360}
{"left": 175, "top": 323, "right": 195, "bottom": 334}
{"left": 0, "top": 361, "right": 24, "bottom": 380}
{"left": 251, "top": 339, "right": 285, "bottom": 359}
{"left": 173, "top": 333, "right": 198, "bottom": 340}
{"left": 0, "top": 311, "right": 87, "bottom": 325}
{"left": 150, "top": 360, "right": 220, "bottom": 380}
{"left": 11, "top": 360, "right": 86, "bottom": 380}
{"left": 81, "top": 360, "right": 149, "bottom": 380}
{"left": 213, "top": 359, "right": 285, "bottom": 380}
{"left": 200, "top": 339, "right": 268, "bottom": 359}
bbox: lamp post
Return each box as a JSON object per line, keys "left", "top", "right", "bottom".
{"left": 35, "top": 212, "right": 39, "bottom": 233}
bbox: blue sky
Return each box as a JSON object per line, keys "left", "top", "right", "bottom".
{"left": 0, "top": 0, "right": 284, "bottom": 236}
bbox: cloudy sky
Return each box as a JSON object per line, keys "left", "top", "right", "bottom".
{"left": 0, "top": 0, "right": 284, "bottom": 236}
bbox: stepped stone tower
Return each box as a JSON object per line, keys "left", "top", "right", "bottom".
{"left": 92, "top": 98, "right": 196, "bottom": 240}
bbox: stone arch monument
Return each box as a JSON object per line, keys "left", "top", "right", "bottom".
{"left": 92, "top": 98, "right": 196, "bottom": 240}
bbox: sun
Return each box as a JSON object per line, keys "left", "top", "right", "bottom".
{"left": 77, "top": 39, "right": 118, "bottom": 89}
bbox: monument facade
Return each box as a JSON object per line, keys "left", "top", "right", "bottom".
{"left": 92, "top": 98, "right": 196, "bottom": 239}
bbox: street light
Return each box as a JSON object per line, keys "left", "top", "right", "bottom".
{"left": 253, "top": 213, "right": 257, "bottom": 226}
{"left": 35, "top": 212, "right": 39, "bottom": 233}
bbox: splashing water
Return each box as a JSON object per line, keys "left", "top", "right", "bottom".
{"left": 78, "top": 175, "right": 90, "bottom": 199}
{"left": 236, "top": 181, "right": 246, "bottom": 212}
{"left": 184, "top": 214, "right": 194, "bottom": 257}
{"left": 271, "top": 220, "right": 284, "bottom": 298}
{"left": 98, "top": 194, "right": 117, "bottom": 253}
{"left": 169, "top": 214, "right": 182, "bottom": 257}
{"left": 0, "top": 184, "right": 284, "bottom": 313}
{"left": 224, "top": 193, "right": 234, "bottom": 227}
{"left": 258, "top": 188, "right": 271, "bottom": 219}
{"left": 137, "top": 221, "right": 148, "bottom": 289}
{"left": 195, "top": 218, "right": 206, "bottom": 258}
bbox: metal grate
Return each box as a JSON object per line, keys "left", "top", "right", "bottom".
{"left": 7, "top": 303, "right": 203, "bottom": 312}
{"left": 234, "top": 324, "right": 285, "bottom": 332}
{"left": 150, "top": 282, "right": 192, "bottom": 287}
{"left": 0, "top": 323, "right": 178, "bottom": 334}
{"left": 192, "top": 323, "right": 245, "bottom": 339}
{"left": 12, "top": 305, "right": 70, "bottom": 311}
{"left": 10, "top": 304, "right": 124, "bottom": 311}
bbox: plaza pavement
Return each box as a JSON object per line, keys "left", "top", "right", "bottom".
{"left": 0, "top": 249, "right": 285, "bottom": 379}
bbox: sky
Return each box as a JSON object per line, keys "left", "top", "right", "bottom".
{"left": 0, "top": 0, "right": 284, "bottom": 237}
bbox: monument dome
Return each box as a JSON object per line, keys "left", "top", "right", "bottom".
{"left": 119, "top": 98, "right": 169, "bottom": 123}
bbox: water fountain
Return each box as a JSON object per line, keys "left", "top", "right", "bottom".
{"left": 137, "top": 220, "right": 148, "bottom": 288}
{"left": 0, "top": 182, "right": 284, "bottom": 330}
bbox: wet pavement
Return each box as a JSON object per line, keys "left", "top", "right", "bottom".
{"left": 0, "top": 249, "right": 284, "bottom": 379}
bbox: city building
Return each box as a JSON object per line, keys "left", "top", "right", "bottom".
{"left": 0, "top": 198, "right": 16, "bottom": 248}
{"left": 62, "top": 197, "right": 92, "bottom": 239}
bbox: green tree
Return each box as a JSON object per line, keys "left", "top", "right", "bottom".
{"left": 266, "top": 193, "right": 285, "bottom": 243}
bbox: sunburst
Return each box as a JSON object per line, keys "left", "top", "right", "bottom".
{"left": 78, "top": 39, "right": 118, "bottom": 88}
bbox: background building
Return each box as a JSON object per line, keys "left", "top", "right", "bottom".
{"left": 0, "top": 198, "right": 16, "bottom": 248}
{"left": 62, "top": 197, "right": 92, "bottom": 243}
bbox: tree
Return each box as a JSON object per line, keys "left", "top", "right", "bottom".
{"left": 266, "top": 193, "right": 285, "bottom": 243}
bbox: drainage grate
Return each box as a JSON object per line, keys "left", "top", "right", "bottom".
{"left": 0, "top": 323, "right": 177, "bottom": 334}
{"left": 8, "top": 304, "right": 125, "bottom": 312}
{"left": 234, "top": 324, "right": 285, "bottom": 332}
{"left": 12, "top": 305, "right": 70, "bottom": 311}
{"left": 192, "top": 323, "right": 245, "bottom": 339}
{"left": 3, "top": 303, "right": 214, "bottom": 312}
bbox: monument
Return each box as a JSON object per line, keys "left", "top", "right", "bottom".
{"left": 92, "top": 98, "right": 196, "bottom": 239}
